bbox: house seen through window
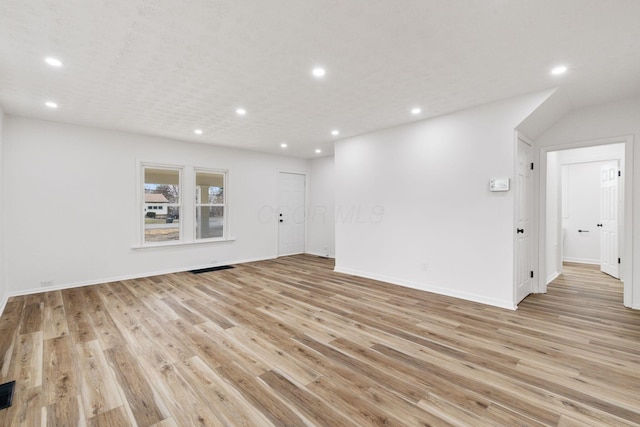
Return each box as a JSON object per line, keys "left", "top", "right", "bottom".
{"left": 144, "top": 167, "right": 181, "bottom": 243}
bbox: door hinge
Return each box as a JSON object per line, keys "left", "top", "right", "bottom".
{"left": 530, "top": 271, "right": 534, "bottom": 278}
{"left": 618, "top": 170, "right": 621, "bottom": 177}
{"left": 618, "top": 258, "right": 621, "bottom": 264}
{"left": 530, "top": 162, "right": 534, "bottom": 170}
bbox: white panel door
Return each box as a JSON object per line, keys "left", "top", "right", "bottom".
{"left": 600, "top": 161, "right": 619, "bottom": 278}
{"left": 515, "top": 139, "right": 533, "bottom": 304}
{"left": 278, "top": 172, "right": 306, "bottom": 256}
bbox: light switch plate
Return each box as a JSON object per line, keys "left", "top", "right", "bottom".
{"left": 489, "top": 178, "right": 510, "bottom": 192}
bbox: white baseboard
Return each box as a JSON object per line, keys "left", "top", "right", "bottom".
{"left": 546, "top": 271, "right": 560, "bottom": 285}
{"left": 304, "top": 250, "right": 335, "bottom": 259}
{"left": 333, "top": 266, "right": 517, "bottom": 311}
{"left": 6, "top": 256, "right": 274, "bottom": 299}
{"left": 562, "top": 258, "right": 599, "bottom": 265}
{"left": 0, "top": 295, "right": 7, "bottom": 318}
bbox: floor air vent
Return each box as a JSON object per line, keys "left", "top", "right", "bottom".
{"left": 189, "top": 265, "right": 234, "bottom": 274}
{"left": 0, "top": 381, "right": 15, "bottom": 410}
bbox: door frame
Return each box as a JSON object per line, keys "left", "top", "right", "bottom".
{"left": 277, "top": 170, "right": 309, "bottom": 257}
{"left": 514, "top": 133, "right": 537, "bottom": 306}
{"left": 536, "top": 135, "right": 633, "bottom": 307}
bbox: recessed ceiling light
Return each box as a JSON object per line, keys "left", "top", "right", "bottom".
{"left": 411, "top": 107, "right": 422, "bottom": 115}
{"left": 45, "top": 101, "right": 58, "bottom": 109}
{"left": 236, "top": 108, "right": 246, "bottom": 116}
{"left": 194, "top": 129, "right": 203, "bottom": 135}
{"left": 551, "top": 65, "right": 568, "bottom": 75}
{"left": 315, "top": 149, "right": 322, "bottom": 154}
{"left": 280, "top": 143, "right": 288, "bottom": 148}
{"left": 331, "top": 129, "right": 339, "bottom": 136}
{"left": 44, "top": 57, "right": 63, "bottom": 67}
{"left": 312, "top": 67, "right": 326, "bottom": 78}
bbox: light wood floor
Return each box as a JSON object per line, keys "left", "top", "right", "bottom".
{"left": 0, "top": 256, "right": 639, "bottom": 426}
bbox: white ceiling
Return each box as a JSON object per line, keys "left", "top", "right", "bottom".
{"left": 1, "top": 1, "right": 639, "bottom": 158}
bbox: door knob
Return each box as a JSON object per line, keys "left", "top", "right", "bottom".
{"left": 517, "top": 228, "right": 524, "bottom": 234}
{"left": 597, "top": 224, "right": 603, "bottom": 227}
{"left": 279, "top": 219, "right": 283, "bottom": 223}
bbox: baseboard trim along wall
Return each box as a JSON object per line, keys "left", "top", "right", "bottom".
{"left": 333, "top": 266, "right": 517, "bottom": 311}
{"left": 562, "top": 258, "right": 599, "bottom": 265}
{"left": 546, "top": 272, "right": 561, "bottom": 285}
{"left": 0, "top": 296, "right": 7, "bottom": 321}
{"left": 304, "top": 250, "right": 335, "bottom": 259}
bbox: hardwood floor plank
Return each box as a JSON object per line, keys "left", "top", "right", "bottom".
{"left": 0, "top": 325, "right": 19, "bottom": 381}
{"left": 75, "top": 340, "right": 122, "bottom": 418}
{"left": 137, "top": 357, "right": 228, "bottom": 427}
{"left": 21, "top": 302, "right": 43, "bottom": 335}
{"left": 160, "top": 296, "right": 206, "bottom": 325}
{"left": 15, "top": 331, "right": 43, "bottom": 389}
{"left": 104, "top": 345, "right": 168, "bottom": 426}
{"left": 43, "top": 336, "right": 77, "bottom": 406}
{"left": 45, "top": 396, "right": 82, "bottom": 427}
{"left": 4, "top": 385, "right": 42, "bottom": 427}
{"left": 225, "top": 325, "right": 321, "bottom": 386}
{"left": 294, "top": 334, "right": 427, "bottom": 404}
{"left": 183, "top": 298, "right": 235, "bottom": 329}
{"left": 176, "top": 356, "right": 275, "bottom": 426}
{"left": 79, "top": 287, "right": 125, "bottom": 351}
{"left": 61, "top": 288, "right": 97, "bottom": 343}
{"left": 0, "top": 299, "right": 25, "bottom": 331}
{"left": 86, "top": 406, "right": 132, "bottom": 427}
{"left": 217, "top": 362, "right": 308, "bottom": 426}
{"left": 306, "top": 376, "right": 410, "bottom": 426}
{"left": 259, "top": 369, "right": 355, "bottom": 426}
{"left": 43, "top": 291, "right": 69, "bottom": 340}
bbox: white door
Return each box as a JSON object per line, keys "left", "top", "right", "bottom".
{"left": 278, "top": 172, "right": 306, "bottom": 256}
{"left": 600, "top": 161, "right": 619, "bottom": 278}
{"left": 515, "top": 139, "right": 533, "bottom": 304}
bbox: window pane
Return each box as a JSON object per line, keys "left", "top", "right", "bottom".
{"left": 144, "top": 207, "right": 180, "bottom": 242}
{"left": 144, "top": 167, "right": 180, "bottom": 243}
{"left": 195, "top": 172, "right": 224, "bottom": 204}
{"left": 196, "top": 206, "right": 224, "bottom": 239}
{"left": 145, "top": 168, "right": 180, "bottom": 203}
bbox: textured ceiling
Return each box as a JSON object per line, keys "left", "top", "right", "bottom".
{"left": 1, "top": 1, "right": 639, "bottom": 158}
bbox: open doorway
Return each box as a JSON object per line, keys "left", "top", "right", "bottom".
{"left": 544, "top": 140, "right": 629, "bottom": 304}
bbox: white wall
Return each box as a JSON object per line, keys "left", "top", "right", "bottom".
{"left": 0, "top": 107, "right": 6, "bottom": 315}
{"left": 3, "top": 117, "right": 308, "bottom": 295}
{"left": 306, "top": 156, "right": 335, "bottom": 258}
{"left": 536, "top": 96, "right": 639, "bottom": 308}
{"left": 334, "top": 91, "right": 552, "bottom": 309}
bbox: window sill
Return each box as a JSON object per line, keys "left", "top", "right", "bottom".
{"left": 131, "top": 237, "right": 236, "bottom": 250}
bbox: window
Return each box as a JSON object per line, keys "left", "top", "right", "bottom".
{"left": 195, "top": 170, "right": 226, "bottom": 240}
{"left": 139, "top": 163, "right": 229, "bottom": 247}
{"left": 143, "top": 166, "right": 181, "bottom": 243}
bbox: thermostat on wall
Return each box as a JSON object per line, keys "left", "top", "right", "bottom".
{"left": 489, "top": 178, "right": 510, "bottom": 192}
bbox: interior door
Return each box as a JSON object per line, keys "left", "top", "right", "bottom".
{"left": 278, "top": 172, "right": 306, "bottom": 256}
{"left": 600, "top": 161, "right": 619, "bottom": 278}
{"left": 515, "top": 139, "right": 533, "bottom": 304}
